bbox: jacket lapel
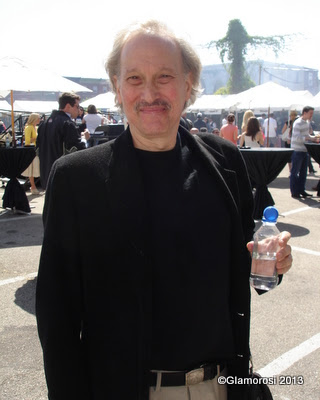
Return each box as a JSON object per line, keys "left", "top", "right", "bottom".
{"left": 181, "top": 128, "right": 240, "bottom": 214}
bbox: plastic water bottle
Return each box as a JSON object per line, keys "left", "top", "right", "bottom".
{"left": 6, "top": 135, "right": 10, "bottom": 148}
{"left": 250, "top": 206, "right": 280, "bottom": 291}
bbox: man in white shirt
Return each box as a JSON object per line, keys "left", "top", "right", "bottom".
{"left": 263, "top": 113, "right": 277, "bottom": 147}
{"left": 290, "top": 106, "right": 319, "bottom": 198}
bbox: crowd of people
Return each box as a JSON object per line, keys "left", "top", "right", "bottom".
{"left": 188, "top": 108, "right": 320, "bottom": 199}
{"left": 14, "top": 84, "right": 320, "bottom": 201}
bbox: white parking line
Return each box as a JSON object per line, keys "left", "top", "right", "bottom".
{"left": 281, "top": 204, "right": 319, "bottom": 217}
{"left": 257, "top": 333, "right": 320, "bottom": 377}
{"left": 0, "top": 272, "right": 37, "bottom": 287}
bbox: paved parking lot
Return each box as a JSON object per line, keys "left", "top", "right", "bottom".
{"left": 0, "top": 160, "right": 319, "bottom": 400}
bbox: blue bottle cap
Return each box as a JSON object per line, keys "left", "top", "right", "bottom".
{"left": 262, "top": 206, "right": 279, "bottom": 222}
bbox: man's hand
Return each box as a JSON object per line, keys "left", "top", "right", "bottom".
{"left": 83, "top": 129, "right": 90, "bottom": 141}
{"left": 247, "top": 231, "right": 292, "bottom": 275}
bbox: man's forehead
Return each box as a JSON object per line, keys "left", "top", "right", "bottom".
{"left": 120, "top": 33, "right": 182, "bottom": 71}
{"left": 122, "top": 33, "right": 178, "bottom": 56}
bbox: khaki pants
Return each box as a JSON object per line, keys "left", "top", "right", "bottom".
{"left": 149, "top": 368, "right": 227, "bottom": 400}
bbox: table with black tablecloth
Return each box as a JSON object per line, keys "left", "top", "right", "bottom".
{"left": 305, "top": 143, "right": 320, "bottom": 196}
{"left": 240, "top": 148, "right": 293, "bottom": 220}
{"left": 0, "top": 147, "right": 36, "bottom": 213}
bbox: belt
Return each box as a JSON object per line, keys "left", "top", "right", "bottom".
{"left": 149, "top": 363, "right": 224, "bottom": 387}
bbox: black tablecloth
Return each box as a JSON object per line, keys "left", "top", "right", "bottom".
{"left": 305, "top": 143, "right": 320, "bottom": 164}
{"left": 240, "top": 148, "right": 293, "bottom": 220}
{"left": 0, "top": 147, "right": 36, "bottom": 212}
{"left": 305, "top": 143, "right": 320, "bottom": 196}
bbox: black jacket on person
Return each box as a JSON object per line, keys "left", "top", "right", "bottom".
{"left": 36, "top": 125, "right": 256, "bottom": 400}
{"left": 193, "top": 118, "right": 207, "bottom": 130}
{"left": 36, "top": 110, "right": 86, "bottom": 189}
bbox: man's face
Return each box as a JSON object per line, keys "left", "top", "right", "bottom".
{"left": 305, "top": 110, "right": 314, "bottom": 121}
{"left": 68, "top": 100, "right": 80, "bottom": 119}
{"left": 113, "top": 34, "right": 192, "bottom": 148}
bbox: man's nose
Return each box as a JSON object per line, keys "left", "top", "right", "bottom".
{"left": 141, "top": 81, "right": 159, "bottom": 103}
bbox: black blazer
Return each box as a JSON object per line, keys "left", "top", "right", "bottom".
{"left": 36, "top": 126, "right": 254, "bottom": 400}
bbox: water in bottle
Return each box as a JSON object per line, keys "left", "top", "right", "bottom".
{"left": 250, "top": 206, "right": 280, "bottom": 291}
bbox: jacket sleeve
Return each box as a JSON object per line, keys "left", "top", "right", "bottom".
{"left": 36, "top": 160, "right": 90, "bottom": 400}
{"left": 63, "top": 120, "right": 86, "bottom": 151}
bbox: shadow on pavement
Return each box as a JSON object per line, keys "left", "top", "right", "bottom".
{"left": 255, "top": 221, "right": 310, "bottom": 238}
{"left": 15, "top": 277, "right": 37, "bottom": 315}
{"left": 269, "top": 177, "right": 290, "bottom": 190}
{"left": 0, "top": 215, "right": 43, "bottom": 249}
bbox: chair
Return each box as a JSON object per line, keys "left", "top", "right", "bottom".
{"left": 93, "top": 124, "right": 125, "bottom": 145}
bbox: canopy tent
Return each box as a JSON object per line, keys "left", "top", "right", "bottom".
{"left": 188, "top": 82, "right": 316, "bottom": 114}
{"left": 0, "top": 56, "right": 92, "bottom": 141}
{"left": 187, "top": 94, "right": 238, "bottom": 114}
{"left": 309, "top": 91, "right": 320, "bottom": 109}
{"left": 232, "top": 81, "right": 308, "bottom": 112}
{"left": 0, "top": 100, "right": 12, "bottom": 112}
{"left": 80, "top": 92, "right": 118, "bottom": 112}
{"left": 0, "top": 90, "right": 10, "bottom": 98}
{"left": 13, "top": 100, "right": 58, "bottom": 113}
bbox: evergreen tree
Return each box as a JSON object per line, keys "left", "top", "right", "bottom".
{"left": 208, "top": 19, "right": 287, "bottom": 94}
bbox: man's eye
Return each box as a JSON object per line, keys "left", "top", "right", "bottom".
{"left": 159, "top": 75, "right": 173, "bottom": 82}
{"left": 127, "top": 76, "right": 140, "bottom": 83}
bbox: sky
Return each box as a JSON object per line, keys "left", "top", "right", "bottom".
{"left": 1, "top": 0, "right": 320, "bottom": 85}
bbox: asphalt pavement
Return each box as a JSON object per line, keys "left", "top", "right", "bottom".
{"left": 0, "top": 160, "right": 319, "bottom": 400}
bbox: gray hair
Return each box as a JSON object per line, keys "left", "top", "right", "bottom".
{"left": 105, "top": 20, "right": 202, "bottom": 111}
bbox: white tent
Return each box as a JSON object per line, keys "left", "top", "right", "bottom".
{"left": 0, "top": 100, "right": 12, "bottom": 111}
{"left": 13, "top": 100, "right": 58, "bottom": 113}
{"left": 309, "top": 91, "right": 320, "bottom": 109}
{"left": 0, "top": 56, "right": 92, "bottom": 139}
{"left": 80, "top": 92, "right": 117, "bottom": 112}
{"left": 0, "top": 57, "right": 92, "bottom": 93}
{"left": 232, "top": 81, "right": 303, "bottom": 112}
{"left": 188, "top": 82, "right": 316, "bottom": 114}
{"left": 188, "top": 94, "right": 238, "bottom": 114}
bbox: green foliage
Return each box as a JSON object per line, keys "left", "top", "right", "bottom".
{"left": 214, "top": 87, "right": 229, "bottom": 95}
{"left": 207, "top": 19, "right": 288, "bottom": 94}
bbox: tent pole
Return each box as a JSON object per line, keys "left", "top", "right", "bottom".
{"left": 10, "top": 90, "right": 16, "bottom": 146}
{"left": 267, "top": 106, "right": 270, "bottom": 147}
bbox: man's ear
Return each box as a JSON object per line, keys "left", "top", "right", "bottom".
{"left": 185, "top": 72, "right": 193, "bottom": 102}
{"left": 113, "top": 75, "right": 122, "bottom": 106}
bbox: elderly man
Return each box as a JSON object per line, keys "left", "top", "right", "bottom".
{"left": 36, "top": 20, "right": 292, "bottom": 400}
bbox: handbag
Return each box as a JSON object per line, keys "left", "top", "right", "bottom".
{"left": 281, "top": 125, "right": 290, "bottom": 141}
{"left": 247, "top": 358, "right": 273, "bottom": 400}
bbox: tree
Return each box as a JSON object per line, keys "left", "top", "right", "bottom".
{"left": 208, "top": 19, "right": 288, "bottom": 94}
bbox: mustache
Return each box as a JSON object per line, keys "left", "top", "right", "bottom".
{"left": 135, "top": 100, "right": 171, "bottom": 112}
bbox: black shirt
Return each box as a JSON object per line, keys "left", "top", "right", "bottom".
{"left": 135, "top": 136, "right": 234, "bottom": 370}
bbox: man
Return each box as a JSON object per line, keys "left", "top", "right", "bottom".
{"left": 36, "top": 92, "right": 88, "bottom": 189}
{"left": 36, "top": 21, "right": 292, "bottom": 400}
{"left": 193, "top": 112, "right": 207, "bottom": 130}
{"left": 263, "top": 112, "right": 277, "bottom": 147}
{"left": 290, "top": 106, "right": 319, "bottom": 198}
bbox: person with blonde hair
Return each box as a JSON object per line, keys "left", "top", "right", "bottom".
{"left": 22, "top": 113, "right": 41, "bottom": 194}
{"left": 241, "top": 109, "right": 254, "bottom": 133}
{"left": 36, "top": 19, "right": 293, "bottom": 400}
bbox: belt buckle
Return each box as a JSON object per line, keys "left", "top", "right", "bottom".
{"left": 185, "top": 367, "right": 204, "bottom": 386}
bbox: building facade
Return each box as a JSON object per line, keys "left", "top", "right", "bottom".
{"left": 201, "top": 61, "right": 319, "bottom": 95}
